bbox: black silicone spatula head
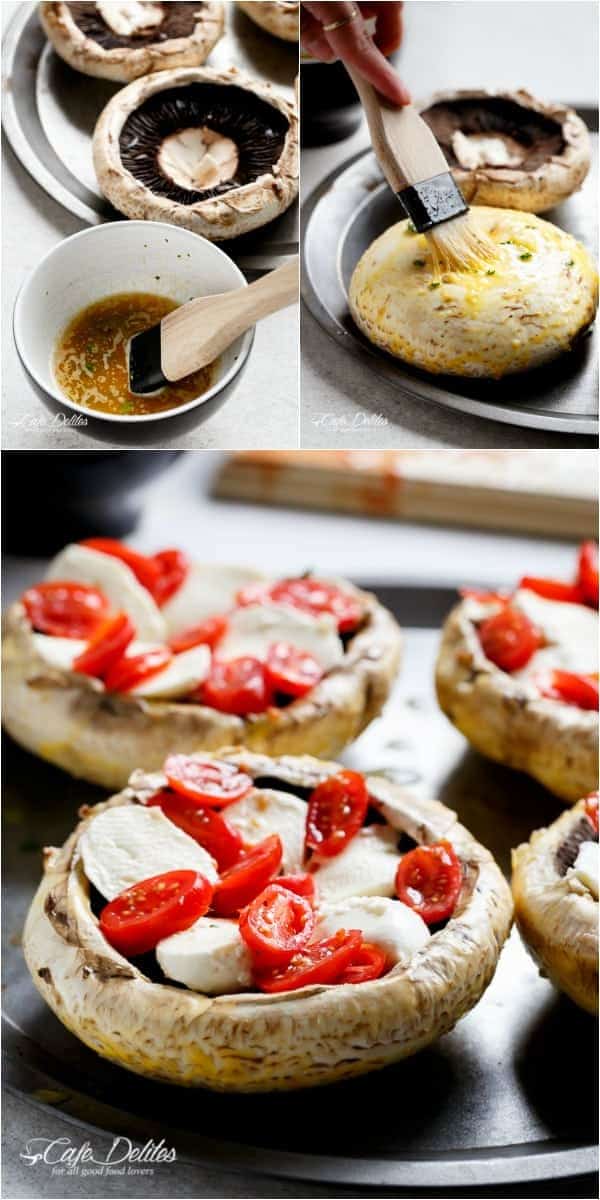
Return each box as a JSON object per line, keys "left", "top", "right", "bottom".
{"left": 128, "top": 324, "right": 168, "bottom": 395}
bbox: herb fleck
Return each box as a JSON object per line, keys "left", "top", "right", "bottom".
{"left": 413, "top": 259, "right": 425, "bottom": 268}
{"left": 486, "top": 268, "right": 496, "bottom": 276}
{"left": 429, "top": 281, "right": 440, "bottom": 289}
{"left": 519, "top": 251, "right": 532, "bottom": 261}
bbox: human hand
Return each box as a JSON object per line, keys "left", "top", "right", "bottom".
{"left": 301, "top": 2, "right": 410, "bottom": 106}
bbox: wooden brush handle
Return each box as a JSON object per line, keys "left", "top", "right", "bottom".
{"left": 346, "top": 66, "right": 449, "bottom": 193}
{"left": 161, "top": 257, "right": 299, "bottom": 381}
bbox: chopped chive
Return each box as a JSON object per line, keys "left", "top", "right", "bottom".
{"left": 567, "top": 258, "right": 575, "bottom": 267}
{"left": 413, "top": 259, "right": 425, "bottom": 268}
{"left": 486, "top": 268, "right": 496, "bottom": 276}
{"left": 429, "top": 281, "right": 441, "bottom": 289}
{"left": 405, "top": 220, "right": 417, "bottom": 234}
{"left": 519, "top": 251, "right": 532, "bottom": 260}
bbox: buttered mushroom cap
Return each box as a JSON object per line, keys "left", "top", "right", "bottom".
{"left": 421, "top": 90, "right": 591, "bottom": 213}
{"left": 349, "top": 206, "right": 598, "bottom": 379}
{"left": 92, "top": 67, "right": 299, "bottom": 240}
{"left": 39, "top": 2, "right": 225, "bottom": 82}
{"left": 236, "top": 1, "right": 299, "bottom": 42}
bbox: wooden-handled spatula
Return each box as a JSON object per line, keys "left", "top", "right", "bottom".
{"left": 128, "top": 256, "right": 299, "bottom": 395}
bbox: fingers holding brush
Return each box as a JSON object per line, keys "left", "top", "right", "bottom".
{"left": 301, "top": 2, "right": 410, "bottom": 106}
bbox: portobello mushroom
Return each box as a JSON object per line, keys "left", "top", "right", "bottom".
{"left": 420, "top": 89, "right": 591, "bottom": 213}
{"left": 39, "top": 2, "right": 224, "bottom": 82}
{"left": 23, "top": 750, "right": 513, "bottom": 1091}
{"left": 92, "top": 66, "right": 299, "bottom": 239}
{"left": 512, "top": 797, "right": 598, "bottom": 1013}
{"left": 236, "top": 1, "right": 299, "bottom": 42}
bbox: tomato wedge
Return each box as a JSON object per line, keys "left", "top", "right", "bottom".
{"left": 584, "top": 792, "right": 599, "bottom": 832}
{"left": 266, "top": 641, "right": 323, "bottom": 698}
{"left": 164, "top": 754, "right": 253, "bottom": 808}
{"left": 395, "top": 842, "right": 462, "bottom": 926}
{"left": 212, "top": 834, "right": 283, "bottom": 917}
{"left": 270, "top": 577, "right": 363, "bottom": 634}
{"left": 239, "top": 883, "right": 315, "bottom": 967}
{"left": 519, "top": 576, "right": 583, "bottom": 604}
{"left": 460, "top": 588, "right": 508, "bottom": 605}
{"left": 169, "top": 615, "right": 228, "bottom": 655}
{"left": 22, "top": 581, "right": 110, "bottom": 639}
{"left": 478, "top": 605, "right": 542, "bottom": 672}
{"left": 103, "top": 646, "right": 172, "bottom": 693}
{"left": 255, "top": 929, "right": 363, "bottom": 993}
{"left": 200, "top": 656, "right": 272, "bottom": 716}
{"left": 148, "top": 789, "right": 244, "bottom": 871}
{"left": 277, "top": 873, "right": 317, "bottom": 903}
{"left": 72, "top": 611, "right": 135, "bottom": 679}
{"left": 536, "top": 670, "right": 599, "bottom": 711}
{"left": 576, "top": 541, "right": 599, "bottom": 609}
{"left": 337, "top": 941, "right": 388, "bottom": 985}
{"left": 305, "top": 770, "right": 369, "bottom": 858}
{"left": 152, "top": 548, "right": 190, "bottom": 606}
{"left": 99, "top": 869, "right": 213, "bottom": 957}
{"left": 81, "top": 538, "right": 161, "bottom": 595}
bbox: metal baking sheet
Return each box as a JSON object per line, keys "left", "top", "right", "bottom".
{"left": 301, "top": 129, "right": 599, "bottom": 435}
{"left": 2, "top": 583, "right": 597, "bottom": 1192}
{"left": 2, "top": 2, "right": 298, "bottom": 269}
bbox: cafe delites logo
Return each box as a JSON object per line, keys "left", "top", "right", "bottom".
{"left": 20, "top": 1135, "right": 177, "bottom": 1178}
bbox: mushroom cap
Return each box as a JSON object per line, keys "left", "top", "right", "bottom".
{"left": 23, "top": 750, "right": 513, "bottom": 1091}
{"left": 512, "top": 798, "right": 598, "bottom": 1013}
{"left": 435, "top": 596, "right": 598, "bottom": 803}
{"left": 237, "top": 1, "right": 299, "bottom": 42}
{"left": 92, "top": 65, "right": 299, "bottom": 240}
{"left": 39, "top": 1, "right": 225, "bottom": 83}
{"left": 349, "top": 207, "right": 598, "bottom": 379}
{"left": 420, "top": 89, "right": 591, "bottom": 214}
{"left": 1, "top": 578, "right": 401, "bottom": 791}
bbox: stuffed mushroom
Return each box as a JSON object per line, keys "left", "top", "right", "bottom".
{"left": 23, "top": 749, "right": 513, "bottom": 1091}
{"left": 237, "top": 1, "right": 298, "bottom": 42}
{"left": 92, "top": 66, "right": 298, "bottom": 239}
{"left": 39, "top": 2, "right": 224, "bottom": 82}
{"left": 436, "top": 543, "right": 599, "bottom": 803}
{"left": 2, "top": 538, "right": 401, "bottom": 790}
{"left": 512, "top": 794, "right": 598, "bottom": 1013}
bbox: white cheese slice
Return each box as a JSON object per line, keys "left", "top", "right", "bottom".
{"left": 225, "top": 788, "right": 307, "bottom": 874}
{"left": 315, "top": 895, "right": 430, "bottom": 963}
{"left": 33, "top": 634, "right": 87, "bottom": 671}
{"left": 45, "top": 544, "right": 166, "bottom": 643}
{"left": 130, "top": 644, "right": 211, "bottom": 700}
{"left": 156, "top": 917, "right": 253, "bottom": 995}
{"left": 161, "top": 564, "right": 267, "bottom": 637}
{"left": 568, "top": 841, "right": 599, "bottom": 899}
{"left": 512, "top": 589, "right": 598, "bottom": 680}
{"left": 79, "top": 805, "right": 218, "bottom": 901}
{"left": 218, "top": 603, "right": 343, "bottom": 671}
{"left": 96, "top": 2, "right": 163, "bottom": 37}
{"left": 312, "top": 826, "right": 401, "bottom": 904}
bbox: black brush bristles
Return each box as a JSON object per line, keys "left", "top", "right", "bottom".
{"left": 128, "top": 325, "right": 167, "bottom": 395}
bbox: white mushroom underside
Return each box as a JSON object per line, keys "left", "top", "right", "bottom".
{"left": 451, "top": 130, "right": 525, "bottom": 170}
{"left": 158, "top": 127, "right": 239, "bottom": 191}
{"left": 96, "top": 1, "right": 164, "bottom": 37}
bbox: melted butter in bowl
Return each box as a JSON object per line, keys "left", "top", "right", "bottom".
{"left": 54, "top": 293, "right": 219, "bottom": 417}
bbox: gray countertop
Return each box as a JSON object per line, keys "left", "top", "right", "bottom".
{"left": 301, "top": 0, "right": 598, "bottom": 449}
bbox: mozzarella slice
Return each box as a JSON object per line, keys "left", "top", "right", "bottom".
{"left": 316, "top": 895, "right": 430, "bottom": 963}
{"left": 225, "top": 789, "right": 307, "bottom": 874}
{"left": 79, "top": 805, "right": 218, "bottom": 900}
{"left": 312, "top": 826, "right": 401, "bottom": 904}
{"left": 568, "top": 841, "right": 599, "bottom": 899}
{"left": 33, "top": 634, "right": 87, "bottom": 671}
{"left": 45, "top": 544, "right": 166, "bottom": 643}
{"left": 218, "top": 603, "right": 343, "bottom": 671}
{"left": 161, "top": 564, "right": 267, "bottom": 637}
{"left": 130, "top": 645, "right": 211, "bottom": 700}
{"left": 512, "top": 589, "right": 598, "bottom": 679}
{"left": 156, "top": 917, "right": 253, "bottom": 995}
{"left": 96, "top": 2, "right": 163, "bottom": 37}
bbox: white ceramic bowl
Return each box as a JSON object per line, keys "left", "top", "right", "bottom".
{"left": 13, "top": 221, "right": 254, "bottom": 424}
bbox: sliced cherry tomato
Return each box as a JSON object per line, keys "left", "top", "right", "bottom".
{"left": 536, "top": 670, "right": 599, "bottom": 711}
{"left": 584, "top": 792, "right": 599, "bottom": 832}
{"left": 22, "top": 581, "right": 110, "bottom": 639}
{"left": 460, "top": 588, "right": 508, "bottom": 605}
{"left": 255, "top": 929, "right": 363, "bottom": 993}
{"left": 305, "top": 770, "right": 369, "bottom": 859}
{"left": 395, "top": 841, "right": 462, "bottom": 926}
{"left": 270, "top": 577, "right": 363, "bottom": 634}
{"left": 239, "top": 883, "right": 315, "bottom": 967}
{"left": 147, "top": 789, "right": 244, "bottom": 871}
{"left": 169, "top": 615, "right": 228, "bottom": 655}
{"left": 265, "top": 641, "right": 323, "bottom": 698}
{"left": 81, "top": 538, "right": 161, "bottom": 595}
{"left": 576, "top": 541, "right": 599, "bottom": 609}
{"left": 103, "top": 646, "right": 172, "bottom": 693}
{"left": 72, "top": 611, "right": 135, "bottom": 679}
{"left": 152, "top": 548, "right": 190, "bottom": 606}
{"left": 337, "top": 941, "right": 388, "bottom": 985}
{"left": 212, "top": 834, "right": 283, "bottom": 917}
{"left": 200, "top": 656, "right": 272, "bottom": 716}
{"left": 478, "top": 605, "right": 542, "bottom": 673}
{"left": 99, "top": 869, "right": 213, "bottom": 957}
{"left": 519, "top": 576, "right": 583, "bottom": 605}
{"left": 277, "top": 873, "right": 317, "bottom": 903}
{"left": 164, "top": 754, "right": 253, "bottom": 808}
